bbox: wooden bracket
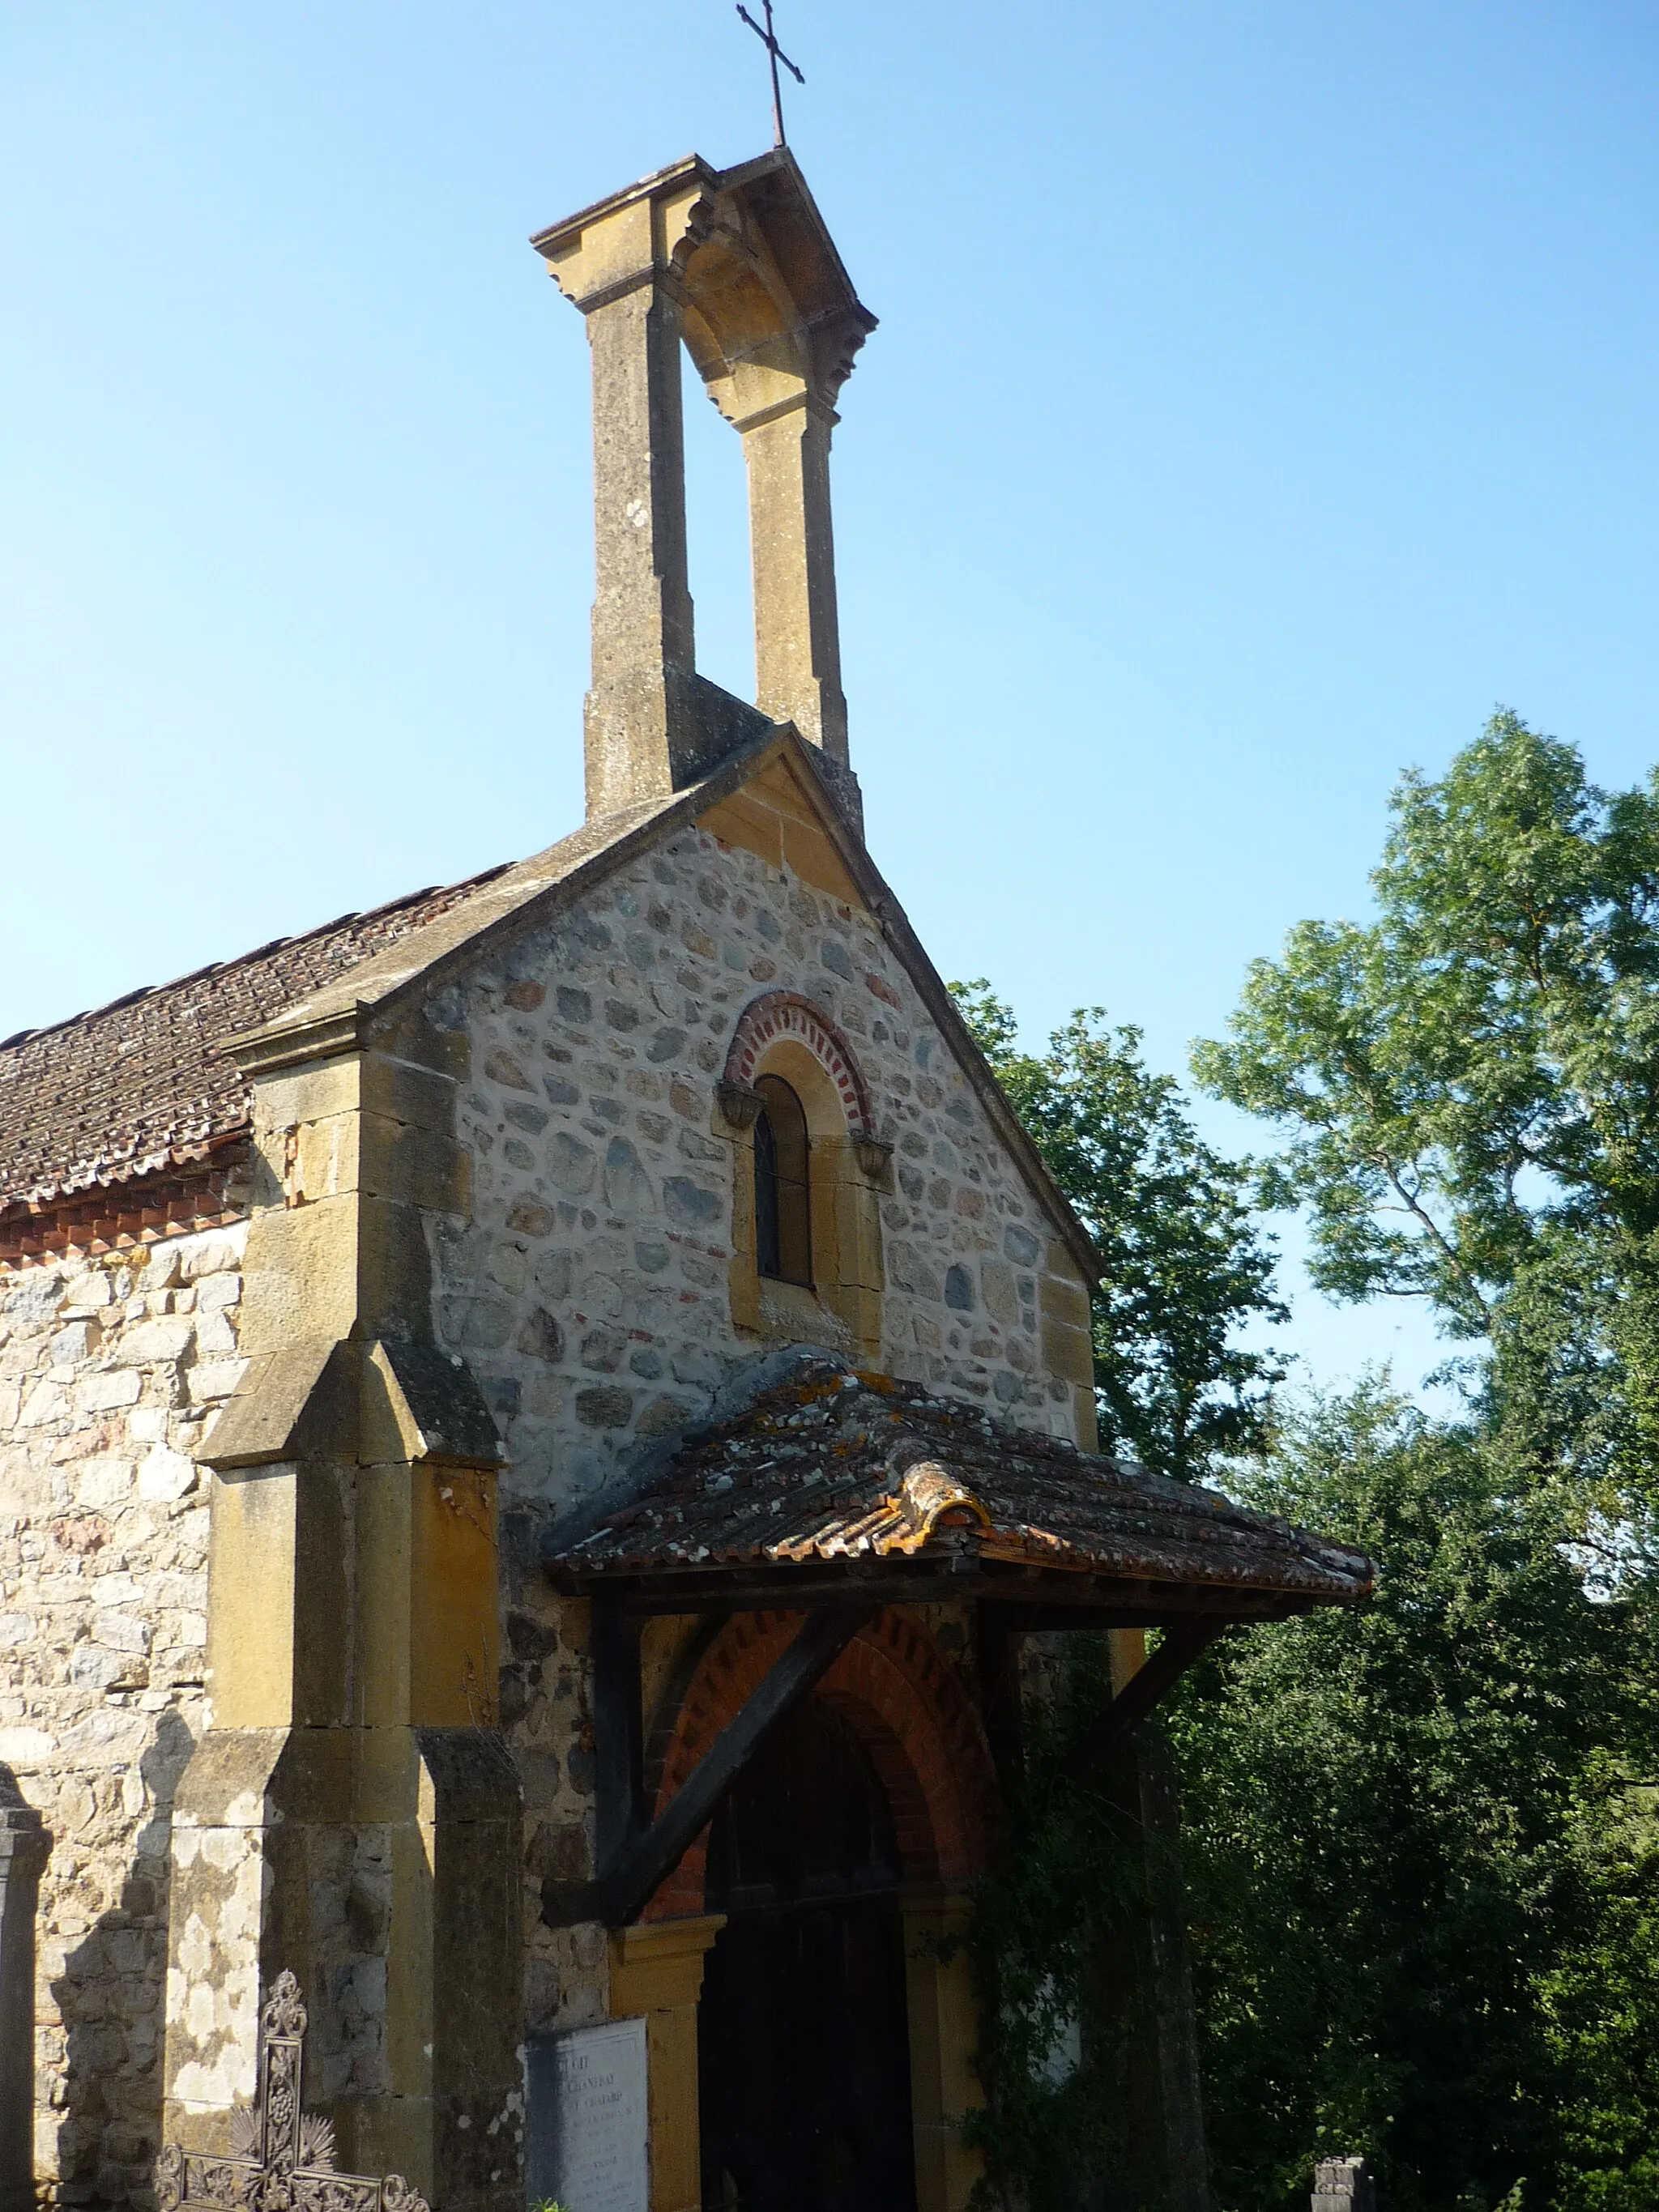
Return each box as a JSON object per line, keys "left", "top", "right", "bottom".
{"left": 544, "top": 1598, "right": 872, "bottom": 1928}
{"left": 1061, "top": 1619, "right": 1226, "bottom": 1789}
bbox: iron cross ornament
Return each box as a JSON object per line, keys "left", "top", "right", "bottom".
{"left": 736, "top": 0, "right": 804, "bottom": 147}
{"left": 155, "top": 1973, "right": 431, "bottom": 2212}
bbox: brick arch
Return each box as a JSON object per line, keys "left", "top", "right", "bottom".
{"left": 640, "top": 1609, "right": 1000, "bottom": 1923}
{"left": 723, "top": 991, "right": 875, "bottom": 1136}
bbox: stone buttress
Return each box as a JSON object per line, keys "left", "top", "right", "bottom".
{"left": 161, "top": 1007, "right": 522, "bottom": 2212}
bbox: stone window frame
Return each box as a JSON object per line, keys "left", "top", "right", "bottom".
{"left": 716, "top": 993, "right": 891, "bottom": 1364}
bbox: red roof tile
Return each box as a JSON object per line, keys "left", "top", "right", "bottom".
{"left": 0, "top": 869, "right": 507, "bottom": 1208}
{"left": 550, "top": 1357, "right": 1373, "bottom": 1606}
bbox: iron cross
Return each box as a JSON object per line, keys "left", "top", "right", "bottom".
{"left": 736, "top": 0, "right": 804, "bottom": 149}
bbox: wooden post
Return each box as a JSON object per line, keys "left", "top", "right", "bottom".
{"left": 1082, "top": 1634, "right": 1212, "bottom": 2212}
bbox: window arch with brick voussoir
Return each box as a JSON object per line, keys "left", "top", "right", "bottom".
{"left": 718, "top": 992, "right": 893, "bottom": 1367}
{"left": 640, "top": 1608, "right": 999, "bottom": 2212}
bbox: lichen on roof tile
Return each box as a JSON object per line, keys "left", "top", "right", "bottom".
{"left": 0, "top": 868, "right": 509, "bottom": 1208}
{"left": 548, "top": 1356, "right": 1373, "bottom": 1603}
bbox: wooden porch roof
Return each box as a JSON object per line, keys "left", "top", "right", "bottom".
{"left": 545, "top": 1357, "right": 1372, "bottom": 1619}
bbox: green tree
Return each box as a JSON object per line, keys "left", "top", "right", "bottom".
{"left": 953, "top": 720, "right": 1659, "bottom": 2206}
{"left": 952, "top": 983, "right": 1286, "bottom": 1479}
{"left": 1191, "top": 710, "right": 1659, "bottom": 1526}
{"left": 1176, "top": 712, "right": 1659, "bottom": 2209}
{"left": 943, "top": 986, "right": 1289, "bottom": 2208}
{"left": 1168, "top": 1383, "right": 1655, "bottom": 2212}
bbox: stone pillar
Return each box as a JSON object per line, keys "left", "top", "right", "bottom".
{"left": 901, "top": 1890, "right": 985, "bottom": 2212}
{"left": 575, "top": 263, "right": 697, "bottom": 815}
{"left": 535, "top": 160, "right": 773, "bottom": 817}
{"left": 0, "top": 1779, "right": 49, "bottom": 2212}
{"left": 739, "top": 396, "right": 847, "bottom": 764}
{"left": 1313, "top": 2156, "right": 1375, "bottom": 2210}
{"left": 533, "top": 151, "right": 874, "bottom": 822}
{"left": 608, "top": 1916, "right": 724, "bottom": 2212}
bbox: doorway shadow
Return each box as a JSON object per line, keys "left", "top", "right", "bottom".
{"left": 698, "top": 1694, "right": 917, "bottom": 2212}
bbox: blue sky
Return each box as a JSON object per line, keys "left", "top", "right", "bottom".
{"left": 5, "top": 1, "right": 1657, "bottom": 1395}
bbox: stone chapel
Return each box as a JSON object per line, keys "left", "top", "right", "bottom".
{"left": 0, "top": 150, "right": 1371, "bottom": 2212}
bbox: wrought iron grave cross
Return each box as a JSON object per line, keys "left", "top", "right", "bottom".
{"left": 156, "top": 1972, "right": 430, "bottom": 2212}
{"left": 736, "top": 0, "right": 804, "bottom": 148}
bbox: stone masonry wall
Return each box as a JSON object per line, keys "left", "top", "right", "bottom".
{"left": 0, "top": 1226, "right": 246, "bottom": 2208}
{"left": 429, "top": 820, "right": 1077, "bottom": 1519}
{"left": 428, "top": 822, "right": 1085, "bottom": 2039}
{"left": 0, "top": 816, "right": 1093, "bottom": 2189}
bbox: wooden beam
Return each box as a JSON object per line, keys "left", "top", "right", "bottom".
{"left": 544, "top": 1602, "right": 872, "bottom": 1929}
{"left": 1061, "top": 1621, "right": 1228, "bottom": 1789}
{"left": 996, "top": 1599, "right": 1307, "bottom": 1634}
{"left": 556, "top": 1561, "right": 951, "bottom": 1613}
{"left": 554, "top": 1559, "right": 1317, "bottom": 1623}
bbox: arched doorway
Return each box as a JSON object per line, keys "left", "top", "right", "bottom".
{"left": 639, "top": 1610, "right": 1000, "bottom": 2212}
{"left": 697, "top": 1694, "right": 918, "bottom": 2212}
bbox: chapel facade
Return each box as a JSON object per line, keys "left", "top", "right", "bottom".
{"left": 0, "top": 151, "right": 1369, "bottom": 2212}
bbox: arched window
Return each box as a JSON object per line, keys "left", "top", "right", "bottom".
{"left": 753, "top": 1074, "right": 812, "bottom": 1287}
{"left": 720, "top": 994, "right": 886, "bottom": 1362}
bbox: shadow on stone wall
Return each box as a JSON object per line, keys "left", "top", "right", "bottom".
{"left": 2, "top": 1761, "right": 52, "bottom": 2212}
{"left": 49, "top": 1712, "right": 195, "bottom": 2212}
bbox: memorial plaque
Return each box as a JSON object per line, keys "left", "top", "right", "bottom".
{"left": 525, "top": 2018, "right": 648, "bottom": 2212}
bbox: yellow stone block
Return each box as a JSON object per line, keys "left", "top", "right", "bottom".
{"left": 291, "top": 1110, "right": 361, "bottom": 1205}
{"left": 1109, "top": 1628, "right": 1149, "bottom": 1694}
{"left": 356, "top": 1192, "right": 437, "bottom": 1336}
{"left": 779, "top": 810, "right": 862, "bottom": 906}
{"left": 697, "top": 788, "right": 785, "bottom": 870}
{"left": 1041, "top": 1315, "right": 1096, "bottom": 1389}
{"left": 238, "top": 1191, "right": 362, "bottom": 1353}
{"left": 360, "top": 1046, "right": 462, "bottom": 1132}
{"left": 902, "top": 1890, "right": 986, "bottom": 2212}
{"left": 1039, "top": 1268, "right": 1092, "bottom": 1330}
{"left": 205, "top": 1464, "right": 299, "bottom": 1728}
{"left": 409, "top": 1465, "right": 500, "bottom": 1728}
{"left": 207, "top": 1458, "right": 353, "bottom": 1728}
{"left": 609, "top": 1917, "right": 725, "bottom": 2212}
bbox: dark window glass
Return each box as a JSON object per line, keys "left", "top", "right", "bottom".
{"left": 753, "top": 1074, "right": 811, "bottom": 1287}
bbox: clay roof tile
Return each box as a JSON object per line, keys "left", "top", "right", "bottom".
{"left": 0, "top": 867, "right": 509, "bottom": 1208}
{"left": 546, "top": 1357, "right": 1373, "bottom": 1607}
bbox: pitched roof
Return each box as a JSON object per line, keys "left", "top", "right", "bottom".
{"left": 0, "top": 870, "right": 507, "bottom": 1208}
{"left": 548, "top": 1357, "right": 1373, "bottom": 1609}
{"left": 212, "top": 731, "right": 1104, "bottom": 1278}
{"left": 0, "top": 726, "right": 1102, "bottom": 1277}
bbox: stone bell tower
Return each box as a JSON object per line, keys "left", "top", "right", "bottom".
{"left": 531, "top": 151, "right": 876, "bottom": 827}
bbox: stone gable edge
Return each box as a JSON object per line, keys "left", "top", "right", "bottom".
{"left": 222, "top": 723, "right": 1102, "bottom": 1286}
